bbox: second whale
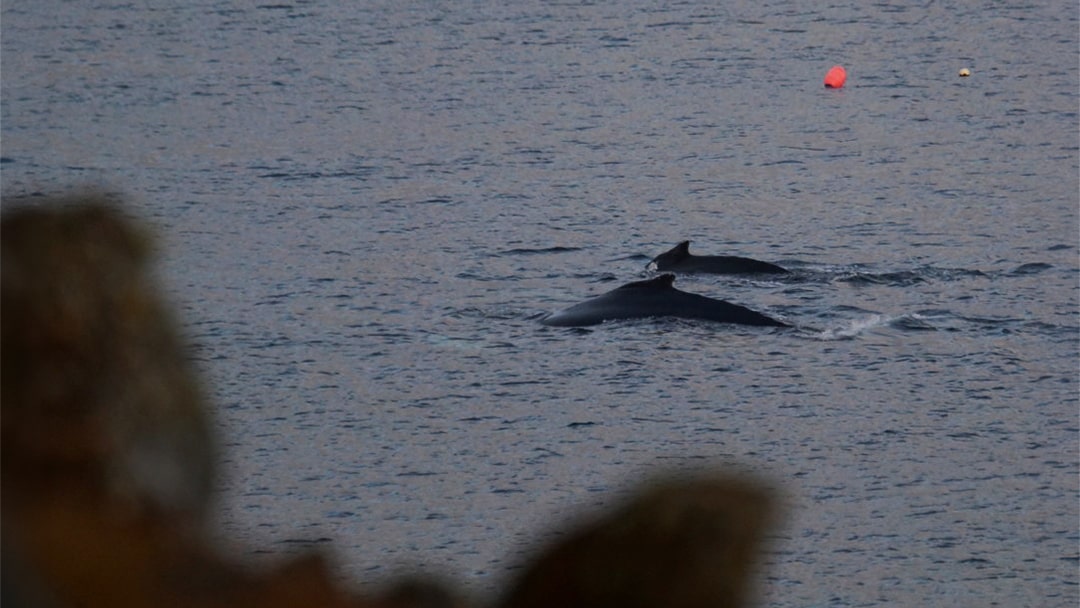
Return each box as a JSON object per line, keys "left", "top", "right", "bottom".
{"left": 647, "top": 241, "right": 789, "bottom": 275}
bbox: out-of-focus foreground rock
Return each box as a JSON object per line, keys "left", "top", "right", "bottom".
{"left": 497, "top": 475, "right": 774, "bottom": 608}
{"left": 1, "top": 195, "right": 776, "bottom": 608}
{"left": 0, "top": 197, "right": 398, "bottom": 608}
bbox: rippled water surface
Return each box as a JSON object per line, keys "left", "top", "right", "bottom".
{"left": 3, "top": 1, "right": 1078, "bottom": 606}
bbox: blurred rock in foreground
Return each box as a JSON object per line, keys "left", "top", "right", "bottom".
{"left": 1, "top": 194, "right": 776, "bottom": 608}
{"left": 497, "top": 475, "right": 775, "bottom": 608}
{"left": 0, "top": 196, "right": 405, "bottom": 607}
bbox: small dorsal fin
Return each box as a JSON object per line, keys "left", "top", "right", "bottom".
{"left": 619, "top": 274, "right": 676, "bottom": 290}
{"left": 665, "top": 240, "right": 692, "bottom": 262}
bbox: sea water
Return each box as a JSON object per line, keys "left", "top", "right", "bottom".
{"left": 2, "top": 1, "right": 1077, "bottom": 605}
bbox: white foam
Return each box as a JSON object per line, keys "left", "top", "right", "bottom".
{"left": 810, "top": 314, "right": 892, "bottom": 341}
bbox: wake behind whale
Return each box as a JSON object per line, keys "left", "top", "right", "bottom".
{"left": 541, "top": 274, "right": 790, "bottom": 328}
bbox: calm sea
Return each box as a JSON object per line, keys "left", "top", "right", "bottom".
{"left": 3, "top": 1, "right": 1078, "bottom": 606}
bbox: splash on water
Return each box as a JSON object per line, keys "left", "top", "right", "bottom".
{"left": 804, "top": 314, "right": 893, "bottom": 341}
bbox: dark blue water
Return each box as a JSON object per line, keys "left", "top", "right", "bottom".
{"left": 3, "top": 1, "right": 1078, "bottom": 606}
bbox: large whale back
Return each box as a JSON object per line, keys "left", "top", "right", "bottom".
{"left": 648, "top": 241, "right": 789, "bottom": 275}
{"left": 541, "top": 274, "right": 789, "bottom": 327}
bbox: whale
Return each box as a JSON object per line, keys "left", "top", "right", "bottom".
{"left": 541, "top": 274, "right": 790, "bottom": 327}
{"left": 647, "top": 241, "right": 789, "bottom": 275}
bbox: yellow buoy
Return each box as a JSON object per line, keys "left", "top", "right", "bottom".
{"left": 958, "top": 68, "right": 971, "bottom": 77}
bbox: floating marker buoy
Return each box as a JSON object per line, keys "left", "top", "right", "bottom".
{"left": 958, "top": 68, "right": 971, "bottom": 77}
{"left": 824, "top": 65, "right": 847, "bottom": 89}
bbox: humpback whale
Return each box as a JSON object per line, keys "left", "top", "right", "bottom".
{"left": 541, "top": 274, "right": 790, "bottom": 328}
{"left": 647, "top": 241, "right": 789, "bottom": 275}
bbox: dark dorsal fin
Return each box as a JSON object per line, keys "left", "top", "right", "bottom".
{"left": 618, "top": 274, "right": 676, "bottom": 291}
{"left": 657, "top": 240, "right": 693, "bottom": 263}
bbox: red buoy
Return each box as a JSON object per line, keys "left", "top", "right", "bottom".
{"left": 824, "top": 65, "right": 847, "bottom": 89}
